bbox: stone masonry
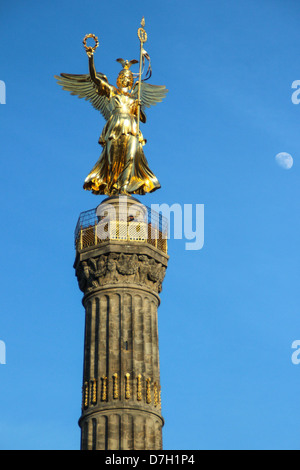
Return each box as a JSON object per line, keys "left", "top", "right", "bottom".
{"left": 74, "top": 196, "right": 168, "bottom": 450}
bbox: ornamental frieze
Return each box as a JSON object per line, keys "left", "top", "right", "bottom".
{"left": 76, "top": 252, "right": 166, "bottom": 294}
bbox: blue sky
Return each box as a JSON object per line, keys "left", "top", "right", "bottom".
{"left": 1, "top": 0, "right": 300, "bottom": 450}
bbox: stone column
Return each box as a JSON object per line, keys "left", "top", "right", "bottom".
{"left": 74, "top": 196, "right": 168, "bottom": 450}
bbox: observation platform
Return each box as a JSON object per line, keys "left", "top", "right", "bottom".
{"left": 74, "top": 196, "right": 168, "bottom": 255}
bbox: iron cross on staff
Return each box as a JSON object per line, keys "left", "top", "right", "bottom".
{"left": 137, "top": 17, "right": 148, "bottom": 136}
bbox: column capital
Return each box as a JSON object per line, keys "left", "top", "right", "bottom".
{"left": 75, "top": 248, "right": 168, "bottom": 298}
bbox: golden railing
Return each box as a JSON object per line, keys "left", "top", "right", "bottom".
{"left": 75, "top": 220, "right": 168, "bottom": 254}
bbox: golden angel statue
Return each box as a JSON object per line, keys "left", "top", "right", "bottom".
{"left": 55, "top": 25, "right": 168, "bottom": 196}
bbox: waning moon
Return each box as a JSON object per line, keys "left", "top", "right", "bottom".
{"left": 275, "top": 152, "right": 294, "bottom": 170}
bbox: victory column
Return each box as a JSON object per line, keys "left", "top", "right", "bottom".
{"left": 56, "top": 18, "right": 169, "bottom": 450}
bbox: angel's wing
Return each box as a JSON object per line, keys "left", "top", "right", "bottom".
{"left": 132, "top": 81, "right": 168, "bottom": 112}
{"left": 54, "top": 72, "right": 114, "bottom": 121}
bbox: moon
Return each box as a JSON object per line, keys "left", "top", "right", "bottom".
{"left": 275, "top": 152, "right": 294, "bottom": 170}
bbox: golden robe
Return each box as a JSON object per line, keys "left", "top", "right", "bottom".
{"left": 83, "top": 93, "right": 160, "bottom": 195}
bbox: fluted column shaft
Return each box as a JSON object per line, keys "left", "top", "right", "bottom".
{"left": 75, "top": 243, "right": 168, "bottom": 449}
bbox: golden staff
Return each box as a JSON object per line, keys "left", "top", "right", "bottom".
{"left": 137, "top": 17, "right": 147, "bottom": 136}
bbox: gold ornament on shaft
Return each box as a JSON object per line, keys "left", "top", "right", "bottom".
{"left": 125, "top": 373, "right": 131, "bottom": 399}
{"left": 91, "top": 378, "right": 97, "bottom": 404}
{"left": 154, "top": 382, "right": 158, "bottom": 407}
{"left": 113, "top": 373, "right": 119, "bottom": 399}
{"left": 83, "top": 381, "right": 89, "bottom": 408}
{"left": 146, "top": 377, "right": 152, "bottom": 404}
{"left": 137, "top": 374, "right": 142, "bottom": 401}
{"left": 101, "top": 376, "right": 107, "bottom": 402}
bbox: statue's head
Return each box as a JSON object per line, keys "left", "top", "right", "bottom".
{"left": 116, "top": 58, "right": 138, "bottom": 90}
{"left": 117, "top": 68, "right": 134, "bottom": 90}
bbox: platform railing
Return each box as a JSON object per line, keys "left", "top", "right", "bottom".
{"left": 75, "top": 219, "right": 168, "bottom": 254}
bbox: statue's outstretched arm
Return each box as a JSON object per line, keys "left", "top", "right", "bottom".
{"left": 88, "top": 54, "right": 101, "bottom": 86}
{"left": 87, "top": 51, "right": 112, "bottom": 98}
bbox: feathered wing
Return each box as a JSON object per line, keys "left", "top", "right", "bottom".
{"left": 132, "top": 81, "right": 168, "bottom": 114}
{"left": 54, "top": 72, "right": 114, "bottom": 121}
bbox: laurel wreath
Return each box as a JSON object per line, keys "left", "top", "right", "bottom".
{"left": 83, "top": 34, "right": 99, "bottom": 53}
